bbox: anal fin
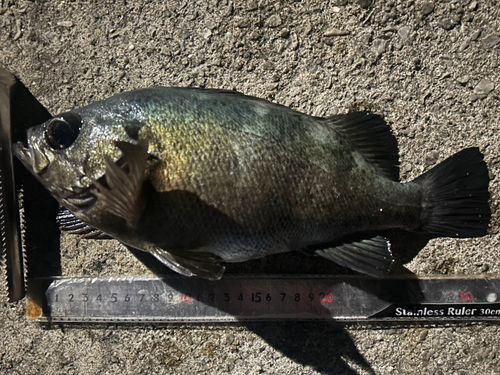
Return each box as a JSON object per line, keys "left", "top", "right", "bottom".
{"left": 313, "top": 235, "right": 393, "bottom": 277}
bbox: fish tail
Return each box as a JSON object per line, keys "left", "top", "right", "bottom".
{"left": 413, "top": 147, "right": 491, "bottom": 237}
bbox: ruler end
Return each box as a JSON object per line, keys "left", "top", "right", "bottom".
{"left": 26, "top": 295, "right": 43, "bottom": 319}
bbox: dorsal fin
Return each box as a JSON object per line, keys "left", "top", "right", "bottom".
{"left": 324, "top": 112, "right": 400, "bottom": 181}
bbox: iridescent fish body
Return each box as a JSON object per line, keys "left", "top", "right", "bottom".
{"left": 13, "top": 88, "right": 491, "bottom": 279}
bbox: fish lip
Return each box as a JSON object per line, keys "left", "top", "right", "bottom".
{"left": 13, "top": 140, "right": 97, "bottom": 210}
{"left": 13, "top": 140, "right": 98, "bottom": 210}
{"left": 63, "top": 192, "right": 97, "bottom": 210}
{"left": 12, "top": 141, "right": 32, "bottom": 167}
{"left": 12, "top": 141, "right": 46, "bottom": 175}
{"left": 54, "top": 183, "right": 98, "bottom": 210}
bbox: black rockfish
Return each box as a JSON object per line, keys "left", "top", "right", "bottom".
{"left": 13, "top": 88, "right": 491, "bottom": 279}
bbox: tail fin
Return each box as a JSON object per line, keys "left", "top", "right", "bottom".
{"left": 413, "top": 147, "right": 491, "bottom": 238}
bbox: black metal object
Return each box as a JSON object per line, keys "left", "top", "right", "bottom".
{"left": 0, "top": 67, "right": 60, "bottom": 302}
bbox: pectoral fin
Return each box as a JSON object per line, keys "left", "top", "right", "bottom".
{"left": 313, "top": 235, "right": 393, "bottom": 277}
{"left": 148, "top": 247, "right": 226, "bottom": 280}
{"left": 92, "top": 140, "right": 149, "bottom": 226}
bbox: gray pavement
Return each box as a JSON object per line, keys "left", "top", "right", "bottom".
{"left": 1, "top": 1, "right": 499, "bottom": 374}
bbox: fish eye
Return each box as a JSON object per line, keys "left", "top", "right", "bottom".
{"left": 44, "top": 112, "right": 82, "bottom": 150}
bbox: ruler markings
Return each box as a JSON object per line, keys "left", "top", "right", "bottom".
{"left": 26, "top": 275, "right": 500, "bottom": 323}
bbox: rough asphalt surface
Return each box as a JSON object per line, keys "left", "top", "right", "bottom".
{"left": 1, "top": 0, "right": 500, "bottom": 374}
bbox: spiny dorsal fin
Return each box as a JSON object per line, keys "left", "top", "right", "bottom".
{"left": 312, "top": 235, "right": 393, "bottom": 277}
{"left": 324, "top": 113, "right": 400, "bottom": 181}
{"left": 92, "top": 140, "right": 149, "bottom": 226}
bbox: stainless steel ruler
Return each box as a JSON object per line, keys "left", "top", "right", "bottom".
{"left": 26, "top": 275, "right": 500, "bottom": 323}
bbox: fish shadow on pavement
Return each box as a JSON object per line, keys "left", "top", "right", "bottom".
{"left": 128, "top": 237, "right": 420, "bottom": 375}
{"left": 129, "top": 248, "right": 375, "bottom": 374}
{"left": 127, "top": 228, "right": 435, "bottom": 374}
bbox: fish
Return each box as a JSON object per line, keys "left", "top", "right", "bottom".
{"left": 13, "top": 87, "right": 491, "bottom": 280}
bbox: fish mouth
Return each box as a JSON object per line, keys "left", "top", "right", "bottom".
{"left": 62, "top": 190, "right": 98, "bottom": 210}
{"left": 12, "top": 142, "right": 34, "bottom": 171}
{"left": 13, "top": 141, "right": 98, "bottom": 211}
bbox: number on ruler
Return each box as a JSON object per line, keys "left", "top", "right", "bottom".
{"left": 458, "top": 291, "right": 473, "bottom": 302}
{"left": 320, "top": 293, "right": 334, "bottom": 303}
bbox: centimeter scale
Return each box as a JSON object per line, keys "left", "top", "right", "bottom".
{"left": 26, "top": 275, "right": 500, "bottom": 323}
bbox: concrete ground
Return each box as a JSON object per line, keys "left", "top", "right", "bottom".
{"left": 1, "top": 0, "right": 499, "bottom": 374}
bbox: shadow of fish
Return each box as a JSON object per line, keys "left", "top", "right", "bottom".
{"left": 13, "top": 88, "right": 491, "bottom": 279}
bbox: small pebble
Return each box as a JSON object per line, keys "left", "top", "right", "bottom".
{"left": 280, "top": 29, "right": 290, "bottom": 38}
{"left": 360, "top": 33, "right": 373, "bottom": 45}
{"left": 439, "top": 71, "right": 451, "bottom": 80}
{"left": 439, "top": 18, "right": 454, "bottom": 30}
{"left": 57, "top": 20, "right": 74, "bottom": 28}
{"left": 289, "top": 33, "right": 299, "bottom": 50}
{"left": 206, "top": 20, "right": 217, "bottom": 30}
{"left": 422, "top": 351, "right": 431, "bottom": 363}
{"left": 469, "top": 1, "right": 478, "bottom": 11}
{"left": 481, "top": 264, "right": 490, "bottom": 272}
{"left": 462, "top": 13, "right": 472, "bottom": 23}
{"left": 481, "top": 34, "right": 500, "bottom": 49}
{"left": 468, "top": 93, "right": 478, "bottom": 102}
{"left": 266, "top": 14, "right": 282, "bottom": 28}
{"left": 128, "top": 44, "right": 135, "bottom": 51}
{"left": 265, "top": 82, "right": 279, "bottom": 91}
{"left": 249, "top": 31, "right": 260, "bottom": 40}
{"left": 473, "top": 78, "right": 494, "bottom": 95}
{"left": 413, "top": 58, "right": 422, "bottom": 70}
{"left": 470, "top": 30, "right": 482, "bottom": 41}
{"left": 223, "top": 2, "right": 233, "bottom": 17}
{"left": 424, "top": 152, "right": 439, "bottom": 166}
{"left": 12, "top": 19, "right": 22, "bottom": 40}
{"left": 418, "top": 329, "right": 429, "bottom": 342}
{"left": 358, "top": 0, "right": 371, "bottom": 8}
{"left": 235, "top": 17, "right": 250, "bottom": 28}
{"left": 324, "top": 28, "right": 349, "bottom": 37}
{"left": 458, "top": 40, "right": 469, "bottom": 52}
{"left": 421, "top": 1, "right": 435, "bottom": 16}
{"left": 372, "top": 39, "right": 388, "bottom": 57}
{"left": 457, "top": 75, "right": 470, "bottom": 85}
{"left": 247, "top": 0, "right": 258, "bottom": 11}
{"left": 397, "top": 26, "right": 411, "bottom": 40}
{"left": 262, "top": 61, "right": 275, "bottom": 70}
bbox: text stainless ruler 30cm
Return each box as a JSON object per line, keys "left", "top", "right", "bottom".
{"left": 26, "top": 275, "right": 500, "bottom": 323}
